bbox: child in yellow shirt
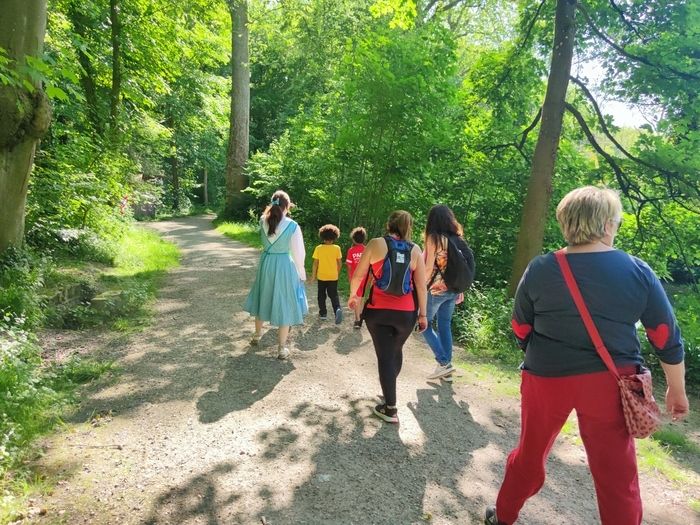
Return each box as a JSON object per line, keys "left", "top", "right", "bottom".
{"left": 310, "top": 224, "right": 343, "bottom": 323}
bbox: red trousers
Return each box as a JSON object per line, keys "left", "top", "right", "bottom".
{"left": 495, "top": 369, "right": 642, "bottom": 525}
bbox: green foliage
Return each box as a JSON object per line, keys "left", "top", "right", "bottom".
{"left": 0, "top": 319, "right": 57, "bottom": 473}
{"left": 660, "top": 289, "right": 700, "bottom": 391}
{"left": 0, "top": 316, "right": 112, "bottom": 483}
{"left": 0, "top": 249, "right": 49, "bottom": 330}
{"left": 452, "top": 286, "right": 521, "bottom": 367}
{"left": 249, "top": 20, "right": 464, "bottom": 238}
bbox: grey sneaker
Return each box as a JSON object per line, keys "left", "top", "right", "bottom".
{"left": 484, "top": 506, "right": 504, "bottom": 525}
{"left": 277, "top": 347, "right": 290, "bottom": 360}
{"left": 335, "top": 307, "right": 343, "bottom": 324}
{"left": 427, "top": 363, "right": 455, "bottom": 380}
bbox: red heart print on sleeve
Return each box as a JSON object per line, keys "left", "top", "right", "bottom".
{"left": 645, "top": 323, "right": 669, "bottom": 350}
{"left": 511, "top": 319, "right": 533, "bottom": 340}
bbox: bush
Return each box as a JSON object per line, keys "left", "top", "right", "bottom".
{"left": 452, "top": 285, "right": 522, "bottom": 367}
{"left": 26, "top": 222, "right": 119, "bottom": 264}
{"left": 0, "top": 316, "right": 59, "bottom": 475}
{"left": 0, "top": 248, "right": 50, "bottom": 330}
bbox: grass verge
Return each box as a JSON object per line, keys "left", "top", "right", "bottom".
{"left": 216, "top": 221, "right": 263, "bottom": 249}
{"left": 0, "top": 224, "right": 179, "bottom": 524}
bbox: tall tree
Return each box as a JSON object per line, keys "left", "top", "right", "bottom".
{"left": 109, "top": 0, "right": 121, "bottom": 136}
{"left": 507, "top": 0, "right": 577, "bottom": 295}
{"left": 224, "top": 0, "right": 250, "bottom": 218}
{"left": 0, "top": 0, "right": 52, "bottom": 254}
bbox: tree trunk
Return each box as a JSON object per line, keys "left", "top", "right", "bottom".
{"left": 67, "top": 4, "right": 102, "bottom": 136}
{"left": 0, "top": 0, "right": 51, "bottom": 255}
{"left": 109, "top": 0, "right": 121, "bottom": 135}
{"left": 507, "top": 0, "right": 578, "bottom": 296}
{"left": 203, "top": 167, "right": 209, "bottom": 206}
{"left": 224, "top": 0, "right": 250, "bottom": 218}
{"left": 171, "top": 151, "right": 179, "bottom": 211}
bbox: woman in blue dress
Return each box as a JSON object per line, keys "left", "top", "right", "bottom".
{"left": 244, "top": 190, "right": 308, "bottom": 359}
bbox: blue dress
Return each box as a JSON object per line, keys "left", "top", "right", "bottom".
{"left": 244, "top": 220, "right": 308, "bottom": 326}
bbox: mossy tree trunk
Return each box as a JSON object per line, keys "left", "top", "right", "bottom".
{"left": 0, "top": 0, "right": 51, "bottom": 255}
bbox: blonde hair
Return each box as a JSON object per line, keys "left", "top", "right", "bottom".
{"left": 386, "top": 210, "right": 413, "bottom": 240}
{"left": 556, "top": 186, "right": 622, "bottom": 245}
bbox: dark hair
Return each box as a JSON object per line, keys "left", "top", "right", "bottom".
{"left": 319, "top": 224, "right": 340, "bottom": 242}
{"left": 386, "top": 210, "right": 413, "bottom": 240}
{"left": 263, "top": 190, "right": 292, "bottom": 236}
{"left": 350, "top": 227, "right": 367, "bottom": 244}
{"left": 424, "top": 205, "right": 463, "bottom": 247}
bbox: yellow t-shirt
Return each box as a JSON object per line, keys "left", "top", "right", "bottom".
{"left": 312, "top": 244, "right": 342, "bottom": 281}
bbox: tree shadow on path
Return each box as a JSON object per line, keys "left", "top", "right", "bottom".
{"left": 197, "top": 346, "right": 295, "bottom": 423}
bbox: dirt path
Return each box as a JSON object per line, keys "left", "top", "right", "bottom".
{"left": 30, "top": 216, "right": 698, "bottom": 525}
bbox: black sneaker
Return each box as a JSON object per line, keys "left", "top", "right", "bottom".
{"left": 484, "top": 506, "right": 504, "bottom": 525}
{"left": 372, "top": 404, "right": 398, "bottom": 424}
{"left": 335, "top": 307, "right": 343, "bottom": 324}
{"left": 353, "top": 320, "right": 362, "bottom": 329}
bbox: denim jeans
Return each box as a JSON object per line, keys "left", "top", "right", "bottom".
{"left": 422, "top": 291, "right": 458, "bottom": 366}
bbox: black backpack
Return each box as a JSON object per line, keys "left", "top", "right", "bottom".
{"left": 372, "top": 236, "right": 414, "bottom": 296}
{"left": 430, "top": 234, "right": 475, "bottom": 293}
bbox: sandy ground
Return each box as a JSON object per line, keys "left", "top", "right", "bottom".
{"left": 28, "top": 215, "right": 699, "bottom": 525}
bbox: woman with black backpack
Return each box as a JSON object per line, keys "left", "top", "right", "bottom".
{"left": 422, "top": 204, "right": 469, "bottom": 382}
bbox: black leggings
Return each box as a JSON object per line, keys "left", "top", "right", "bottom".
{"left": 363, "top": 308, "right": 417, "bottom": 407}
{"left": 317, "top": 280, "right": 340, "bottom": 316}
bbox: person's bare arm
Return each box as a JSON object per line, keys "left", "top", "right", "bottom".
{"left": 349, "top": 238, "right": 382, "bottom": 308}
{"left": 424, "top": 236, "right": 436, "bottom": 278}
{"left": 660, "top": 361, "right": 689, "bottom": 421}
{"left": 412, "top": 245, "right": 428, "bottom": 332}
{"left": 310, "top": 259, "right": 319, "bottom": 282}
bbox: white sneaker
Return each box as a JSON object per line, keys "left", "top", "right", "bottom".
{"left": 277, "top": 347, "right": 290, "bottom": 360}
{"left": 427, "top": 363, "right": 455, "bottom": 380}
{"left": 251, "top": 334, "right": 261, "bottom": 346}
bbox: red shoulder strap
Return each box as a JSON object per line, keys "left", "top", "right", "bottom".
{"left": 554, "top": 249, "right": 620, "bottom": 380}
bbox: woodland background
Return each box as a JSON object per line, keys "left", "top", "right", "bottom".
{"left": 0, "top": 0, "right": 698, "bottom": 513}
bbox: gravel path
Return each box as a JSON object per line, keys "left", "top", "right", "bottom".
{"left": 31, "top": 216, "right": 698, "bottom": 525}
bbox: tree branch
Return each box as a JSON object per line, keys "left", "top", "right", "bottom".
{"left": 489, "top": 0, "right": 546, "bottom": 94}
{"left": 607, "top": 0, "right": 643, "bottom": 40}
{"left": 570, "top": 76, "right": 700, "bottom": 208}
{"left": 579, "top": 4, "right": 700, "bottom": 81}
{"left": 565, "top": 102, "right": 698, "bottom": 289}
{"left": 478, "top": 108, "right": 542, "bottom": 163}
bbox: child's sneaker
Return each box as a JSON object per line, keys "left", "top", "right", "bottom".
{"left": 250, "top": 334, "right": 261, "bottom": 346}
{"left": 353, "top": 320, "right": 362, "bottom": 329}
{"left": 277, "top": 347, "right": 290, "bottom": 360}
{"left": 319, "top": 314, "right": 328, "bottom": 320}
{"left": 335, "top": 307, "right": 343, "bottom": 324}
{"left": 372, "top": 404, "right": 398, "bottom": 424}
{"left": 441, "top": 374, "right": 453, "bottom": 383}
